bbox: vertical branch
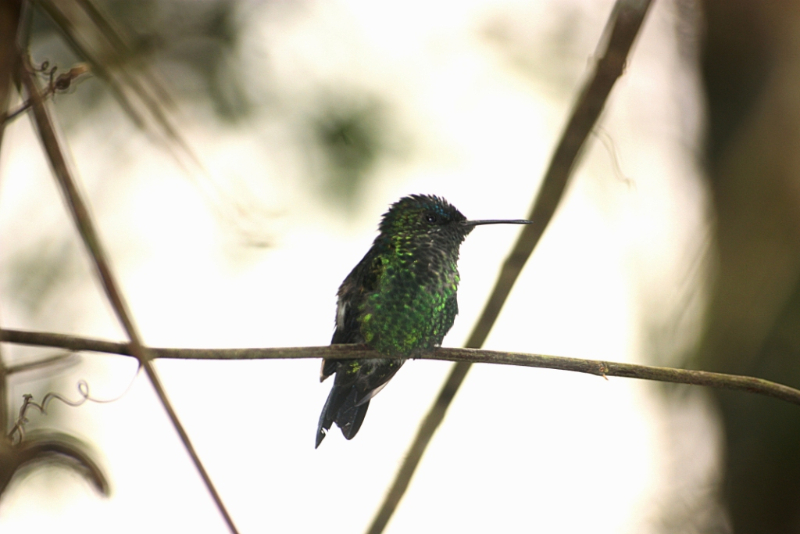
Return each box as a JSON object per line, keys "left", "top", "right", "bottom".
{"left": 0, "top": 0, "right": 23, "bottom": 436}
{"left": 0, "top": 346, "right": 7, "bottom": 436}
{"left": 0, "top": 0, "right": 21, "bottom": 150}
{"left": 366, "top": 1, "right": 655, "bottom": 533}
{"left": 17, "top": 52, "right": 239, "bottom": 533}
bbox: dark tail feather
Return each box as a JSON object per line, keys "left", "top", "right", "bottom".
{"left": 338, "top": 394, "right": 370, "bottom": 440}
{"left": 315, "top": 385, "right": 371, "bottom": 448}
{"left": 316, "top": 385, "right": 346, "bottom": 448}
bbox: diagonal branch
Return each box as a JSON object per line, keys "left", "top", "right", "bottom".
{"left": 2, "top": 328, "right": 800, "bottom": 407}
{"left": 36, "top": 0, "right": 202, "bottom": 168}
{"left": 5, "top": 352, "right": 78, "bottom": 375}
{"left": 368, "top": 1, "right": 655, "bottom": 532}
{"left": 17, "top": 52, "right": 239, "bottom": 533}
{"left": 0, "top": 0, "right": 21, "bottom": 149}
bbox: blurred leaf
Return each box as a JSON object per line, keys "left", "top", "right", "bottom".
{"left": 0, "top": 429, "right": 109, "bottom": 498}
{"left": 309, "top": 95, "right": 393, "bottom": 208}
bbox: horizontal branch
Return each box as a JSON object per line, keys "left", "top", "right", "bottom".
{"left": 2, "top": 328, "right": 800, "bottom": 406}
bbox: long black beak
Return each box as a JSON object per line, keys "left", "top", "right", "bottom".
{"left": 463, "top": 219, "right": 532, "bottom": 227}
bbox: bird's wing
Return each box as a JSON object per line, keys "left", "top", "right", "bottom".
{"left": 322, "top": 250, "right": 386, "bottom": 381}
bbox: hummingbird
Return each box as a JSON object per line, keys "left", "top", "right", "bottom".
{"left": 316, "top": 194, "right": 531, "bottom": 447}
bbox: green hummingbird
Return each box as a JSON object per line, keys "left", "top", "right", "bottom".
{"left": 316, "top": 194, "right": 530, "bottom": 447}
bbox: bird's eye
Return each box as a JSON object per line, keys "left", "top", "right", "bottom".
{"left": 425, "top": 214, "right": 437, "bottom": 224}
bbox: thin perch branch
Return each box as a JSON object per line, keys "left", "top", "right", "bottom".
{"left": 1, "top": 328, "right": 799, "bottom": 407}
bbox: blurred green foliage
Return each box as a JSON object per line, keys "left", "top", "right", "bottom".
{"left": 309, "top": 95, "right": 391, "bottom": 209}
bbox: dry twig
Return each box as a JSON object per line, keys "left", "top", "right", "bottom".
{"left": 1, "top": 328, "right": 799, "bottom": 407}
{"left": 18, "top": 52, "right": 239, "bottom": 534}
{"left": 368, "top": 1, "right": 655, "bottom": 532}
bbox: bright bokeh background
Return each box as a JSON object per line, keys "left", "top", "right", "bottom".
{"left": 0, "top": 1, "right": 715, "bottom": 532}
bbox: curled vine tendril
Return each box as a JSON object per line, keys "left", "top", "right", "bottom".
{"left": 7, "top": 361, "right": 141, "bottom": 445}
{"left": 1, "top": 58, "right": 91, "bottom": 125}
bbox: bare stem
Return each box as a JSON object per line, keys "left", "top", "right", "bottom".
{"left": 2, "top": 328, "right": 799, "bottom": 407}
{"left": 0, "top": 0, "right": 24, "bottom": 438}
{"left": 368, "top": 1, "right": 656, "bottom": 532}
{"left": 18, "top": 54, "right": 238, "bottom": 534}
